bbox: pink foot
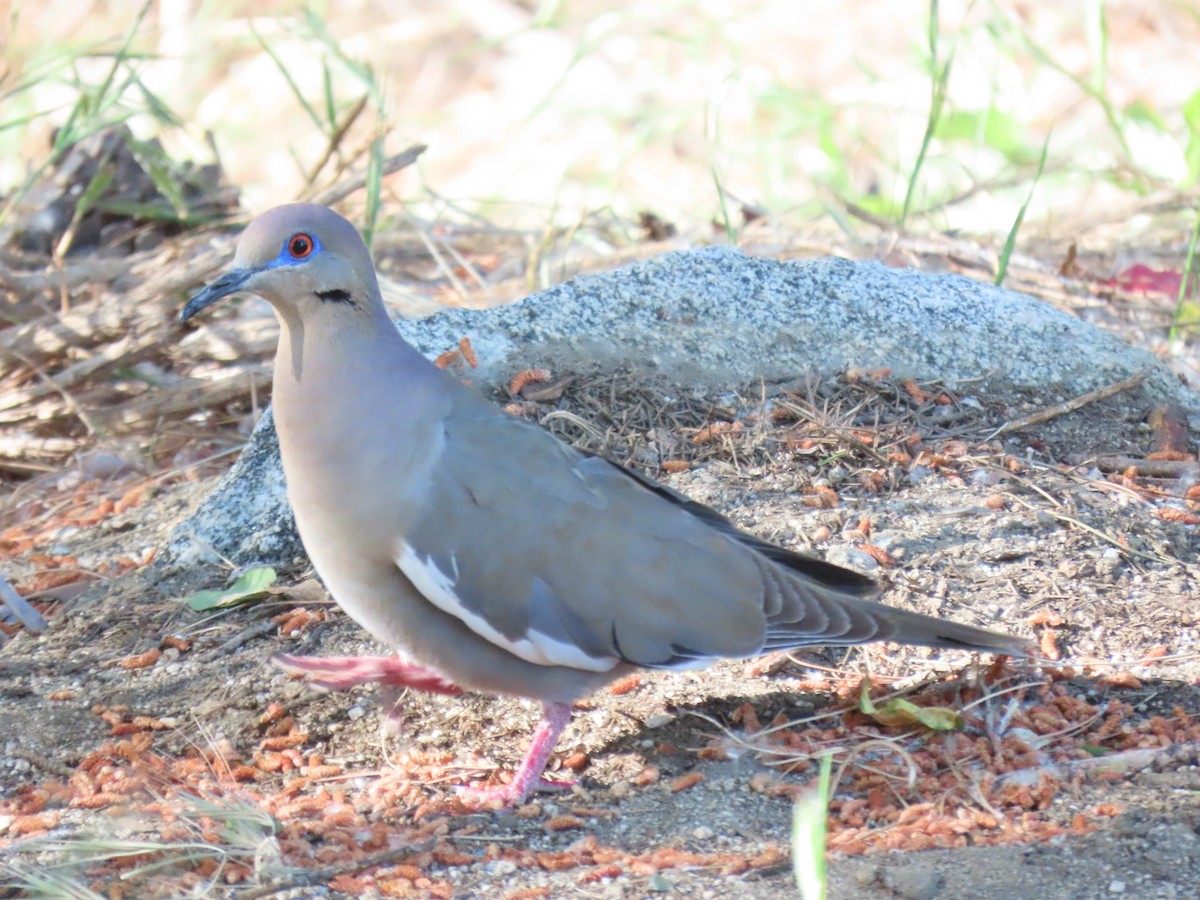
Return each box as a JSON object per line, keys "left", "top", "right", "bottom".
{"left": 270, "top": 653, "right": 463, "bottom": 696}
{"left": 457, "top": 701, "right": 575, "bottom": 810}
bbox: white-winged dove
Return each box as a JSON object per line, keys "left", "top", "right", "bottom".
{"left": 181, "top": 204, "right": 1026, "bottom": 807}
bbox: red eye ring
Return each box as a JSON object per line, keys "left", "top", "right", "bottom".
{"left": 288, "top": 233, "right": 315, "bottom": 259}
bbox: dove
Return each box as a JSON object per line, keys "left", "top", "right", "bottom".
{"left": 181, "top": 204, "right": 1025, "bottom": 806}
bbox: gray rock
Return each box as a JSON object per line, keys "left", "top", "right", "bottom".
{"left": 161, "top": 406, "right": 302, "bottom": 569}
{"left": 160, "top": 247, "right": 1198, "bottom": 571}
{"left": 393, "top": 249, "right": 1191, "bottom": 407}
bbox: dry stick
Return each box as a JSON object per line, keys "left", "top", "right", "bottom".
{"left": 1045, "top": 509, "right": 1181, "bottom": 567}
{"left": 236, "top": 839, "right": 438, "bottom": 900}
{"left": 0, "top": 300, "right": 128, "bottom": 362}
{"left": 213, "top": 617, "right": 278, "bottom": 656}
{"left": 997, "top": 739, "right": 1200, "bottom": 789}
{"left": 0, "top": 433, "right": 81, "bottom": 460}
{"left": 0, "top": 237, "right": 224, "bottom": 364}
{"left": 0, "top": 347, "right": 100, "bottom": 434}
{"left": 0, "top": 255, "right": 134, "bottom": 300}
{"left": 310, "top": 144, "right": 427, "bottom": 208}
{"left": 303, "top": 94, "right": 370, "bottom": 190}
{"left": 94, "top": 363, "right": 272, "bottom": 433}
{"left": 986, "top": 370, "right": 1149, "bottom": 440}
{"left": 1084, "top": 455, "right": 1200, "bottom": 478}
{"left": 0, "top": 329, "right": 162, "bottom": 416}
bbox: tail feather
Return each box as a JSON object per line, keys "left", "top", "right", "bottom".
{"left": 840, "top": 595, "right": 1028, "bottom": 655}
{"left": 763, "top": 561, "right": 1030, "bottom": 656}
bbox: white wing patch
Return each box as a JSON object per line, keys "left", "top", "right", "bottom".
{"left": 395, "top": 541, "right": 618, "bottom": 673}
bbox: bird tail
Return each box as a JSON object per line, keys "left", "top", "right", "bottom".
{"left": 845, "top": 595, "right": 1030, "bottom": 656}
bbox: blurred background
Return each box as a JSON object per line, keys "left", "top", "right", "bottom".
{"left": 3, "top": 1, "right": 1196, "bottom": 242}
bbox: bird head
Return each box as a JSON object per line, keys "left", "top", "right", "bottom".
{"left": 180, "top": 204, "right": 380, "bottom": 326}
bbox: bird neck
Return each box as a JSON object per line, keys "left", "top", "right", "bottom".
{"left": 270, "top": 307, "right": 439, "bottom": 448}
{"left": 269, "top": 310, "right": 448, "bottom": 536}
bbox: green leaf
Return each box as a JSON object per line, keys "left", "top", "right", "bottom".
{"left": 935, "top": 109, "right": 1025, "bottom": 161}
{"left": 186, "top": 567, "right": 277, "bottom": 611}
{"left": 1123, "top": 99, "right": 1168, "bottom": 131}
{"left": 1081, "top": 744, "right": 1110, "bottom": 757}
{"left": 793, "top": 753, "right": 832, "bottom": 900}
{"left": 859, "top": 680, "right": 964, "bottom": 731}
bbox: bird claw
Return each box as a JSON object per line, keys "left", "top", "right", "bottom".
{"left": 269, "top": 653, "right": 463, "bottom": 695}
{"left": 455, "top": 775, "right": 575, "bottom": 811}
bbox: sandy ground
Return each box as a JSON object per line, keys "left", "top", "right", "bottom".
{"left": 4, "top": 367, "right": 1200, "bottom": 898}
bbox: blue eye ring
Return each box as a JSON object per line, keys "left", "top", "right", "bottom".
{"left": 268, "top": 232, "right": 323, "bottom": 268}
{"left": 287, "top": 232, "right": 316, "bottom": 259}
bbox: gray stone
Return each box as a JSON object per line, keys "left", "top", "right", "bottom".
{"left": 393, "top": 249, "right": 1191, "bottom": 407}
{"left": 160, "top": 248, "right": 1198, "bottom": 572}
{"left": 824, "top": 545, "right": 881, "bottom": 574}
{"left": 160, "top": 406, "right": 301, "bottom": 569}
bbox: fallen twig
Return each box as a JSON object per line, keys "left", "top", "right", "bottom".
{"left": 310, "top": 144, "right": 426, "bottom": 208}
{"left": 1082, "top": 455, "right": 1200, "bottom": 479}
{"left": 0, "top": 433, "right": 83, "bottom": 460}
{"left": 212, "top": 617, "right": 278, "bottom": 656}
{"left": 998, "top": 739, "right": 1200, "bottom": 787}
{"left": 0, "top": 331, "right": 161, "bottom": 421}
{"left": 987, "top": 370, "right": 1149, "bottom": 439}
{"left": 235, "top": 838, "right": 436, "bottom": 900}
{"left": 94, "top": 364, "right": 272, "bottom": 432}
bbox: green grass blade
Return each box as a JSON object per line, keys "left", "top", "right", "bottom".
{"left": 902, "top": 0, "right": 954, "bottom": 224}
{"left": 299, "top": 9, "right": 383, "bottom": 112}
{"left": 792, "top": 753, "right": 833, "bottom": 900}
{"left": 362, "top": 133, "right": 385, "bottom": 252}
{"left": 997, "top": 3, "right": 1134, "bottom": 168}
{"left": 995, "top": 130, "right": 1051, "bottom": 287}
{"left": 251, "top": 21, "right": 327, "bottom": 134}
{"left": 1170, "top": 208, "right": 1200, "bottom": 342}
{"left": 81, "top": 0, "right": 153, "bottom": 133}
{"left": 322, "top": 59, "right": 337, "bottom": 131}
{"left": 711, "top": 166, "right": 735, "bottom": 242}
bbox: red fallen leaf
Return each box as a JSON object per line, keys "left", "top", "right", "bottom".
{"left": 1101, "top": 264, "right": 1184, "bottom": 297}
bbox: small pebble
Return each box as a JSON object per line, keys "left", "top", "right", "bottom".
{"left": 882, "top": 863, "right": 943, "bottom": 900}
{"left": 824, "top": 545, "right": 879, "bottom": 574}
{"left": 1109, "top": 880, "right": 1126, "bottom": 894}
{"left": 347, "top": 705, "right": 365, "bottom": 721}
{"left": 692, "top": 826, "right": 714, "bottom": 840}
{"left": 644, "top": 713, "right": 675, "bottom": 729}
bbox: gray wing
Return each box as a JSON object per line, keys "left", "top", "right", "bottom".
{"left": 393, "top": 393, "right": 961, "bottom": 672}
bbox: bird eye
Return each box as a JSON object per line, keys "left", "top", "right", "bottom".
{"left": 288, "top": 233, "right": 315, "bottom": 259}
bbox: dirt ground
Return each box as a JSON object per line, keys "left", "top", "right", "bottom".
{"left": 3, "top": 365, "right": 1200, "bottom": 899}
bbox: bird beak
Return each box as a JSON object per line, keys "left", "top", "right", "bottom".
{"left": 179, "top": 267, "right": 258, "bottom": 323}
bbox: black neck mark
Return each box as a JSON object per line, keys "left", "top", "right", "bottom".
{"left": 315, "top": 289, "right": 353, "bottom": 305}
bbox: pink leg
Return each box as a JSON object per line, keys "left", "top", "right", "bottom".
{"left": 270, "top": 653, "right": 463, "bottom": 696}
{"left": 458, "top": 701, "right": 575, "bottom": 809}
